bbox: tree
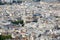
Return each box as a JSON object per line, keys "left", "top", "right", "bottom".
{"left": 11, "top": 20, "right": 24, "bottom": 26}
{"left": 0, "top": 2, "right": 4, "bottom": 5}
{"left": 0, "top": 35, "right": 12, "bottom": 40}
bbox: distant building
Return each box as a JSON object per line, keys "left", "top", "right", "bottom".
{"left": 0, "top": 0, "right": 59, "bottom": 3}
{"left": 1, "top": 0, "right": 13, "bottom": 3}
{"left": 13, "top": 0, "right": 22, "bottom": 3}
{"left": 33, "top": 0, "right": 41, "bottom": 2}
{"left": 0, "top": 0, "right": 14, "bottom": 3}
{"left": 41, "top": 0, "right": 58, "bottom": 3}
{"left": 0, "top": 0, "right": 32, "bottom": 3}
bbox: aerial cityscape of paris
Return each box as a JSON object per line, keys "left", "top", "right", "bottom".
{"left": 0, "top": 0, "right": 60, "bottom": 40}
